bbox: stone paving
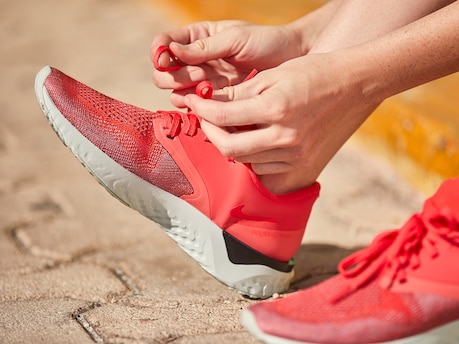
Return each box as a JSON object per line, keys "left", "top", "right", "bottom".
{"left": 0, "top": 0, "right": 425, "bottom": 343}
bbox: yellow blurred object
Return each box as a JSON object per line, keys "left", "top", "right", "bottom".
{"left": 357, "top": 75, "right": 459, "bottom": 194}
{"left": 152, "top": 0, "right": 327, "bottom": 24}
{"left": 149, "top": 0, "right": 459, "bottom": 194}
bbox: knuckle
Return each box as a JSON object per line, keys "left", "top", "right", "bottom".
{"left": 227, "top": 26, "right": 245, "bottom": 39}
{"left": 273, "top": 127, "right": 301, "bottom": 148}
{"left": 193, "top": 31, "right": 212, "bottom": 55}
{"left": 194, "top": 38, "right": 207, "bottom": 51}
{"left": 267, "top": 98, "right": 289, "bottom": 124}
{"left": 219, "top": 142, "right": 236, "bottom": 158}
{"left": 274, "top": 131, "right": 309, "bottom": 161}
{"left": 221, "top": 85, "right": 235, "bottom": 101}
{"left": 209, "top": 108, "right": 229, "bottom": 126}
{"left": 290, "top": 144, "right": 308, "bottom": 160}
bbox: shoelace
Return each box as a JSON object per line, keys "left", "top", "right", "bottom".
{"left": 153, "top": 45, "right": 184, "bottom": 72}
{"left": 153, "top": 46, "right": 257, "bottom": 141}
{"left": 153, "top": 46, "right": 213, "bottom": 138}
{"left": 331, "top": 207, "right": 459, "bottom": 303}
{"left": 156, "top": 82, "right": 212, "bottom": 138}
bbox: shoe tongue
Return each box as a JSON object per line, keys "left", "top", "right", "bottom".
{"left": 422, "top": 178, "right": 459, "bottom": 220}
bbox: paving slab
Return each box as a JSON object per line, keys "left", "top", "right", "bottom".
{"left": 0, "top": 300, "right": 95, "bottom": 344}
{"left": 0, "top": 0, "right": 424, "bottom": 343}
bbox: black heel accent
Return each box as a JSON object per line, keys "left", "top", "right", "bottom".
{"left": 223, "top": 231, "right": 293, "bottom": 273}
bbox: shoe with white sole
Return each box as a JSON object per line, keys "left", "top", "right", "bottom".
{"left": 242, "top": 178, "right": 459, "bottom": 341}
{"left": 34, "top": 65, "right": 320, "bottom": 299}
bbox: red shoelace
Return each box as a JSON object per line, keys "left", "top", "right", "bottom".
{"left": 332, "top": 207, "right": 459, "bottom": 303}
{"left": 153, "top": 46, "right": 213, "bottom": 138}
{"left": 153, "top": 45, "right": 184, "bottom": 72}
{"left": 153, "top": 45, "right": 257, "bottom": 142}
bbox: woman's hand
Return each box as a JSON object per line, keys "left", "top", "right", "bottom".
{"left": 184, "top": 51, "right": 380, "bottom": 193}
{"left": 151, "top": 20, "right": 310, "bottom": 108}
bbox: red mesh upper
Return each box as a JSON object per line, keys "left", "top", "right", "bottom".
{"left": 44, "top": 68, "right": 193, "bottom": 197}
{"left": 253, "top": 274, "right": 459, "bottom": 343}
{"left": 251, "top": 177, "right": 459, "bottom": 343}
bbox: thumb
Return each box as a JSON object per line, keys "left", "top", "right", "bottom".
{"left": 169, "top": 30, "right": 241, "bottom": 66}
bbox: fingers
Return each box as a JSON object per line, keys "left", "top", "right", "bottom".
{"left": 150, "top": 23, "right": 205, "bottom": 60}
{"left": 184, "top": 74, "right": 274, "bottom": 126}
{"left": 165, "top": 21, "right": 251, "bottom": 66}
{"left": 150, "top": 22, "right": 235, "bottom": 69}
{"left": 168, "top": 32, "right": 237, "bottom": 66}
{"left": 152, "top": 65, "right": 206, "bottom": 90}
{"left": 150, "top": 25, "right": 209, "bottom": 89}
{"left": 150, "top": 32, "right": 182, "bottom": 67}
{"left": 151, "top": 40, "right": 238, "bottom": 91}
{"left": 200, "top": 119, "right": 266, "bottom": 157}
{"left": 200, "top": 120, "right": 297, "bottom": 175}
{"left": 186, "top": 94, "right": 262, "bottom": 127}
{"left": 199, "top": 118, "right": 294, "bottom": 158}
{"left": 166, "top": 71, "right": 238, "bottom": 107}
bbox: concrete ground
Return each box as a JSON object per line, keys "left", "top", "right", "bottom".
{"left": 0, "top": 0, "right": 425, "bottom": 343}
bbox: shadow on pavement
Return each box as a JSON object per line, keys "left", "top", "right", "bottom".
{"left": 290, "top": 243, "right": 362, "bottom": 292}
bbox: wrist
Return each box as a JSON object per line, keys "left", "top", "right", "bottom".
{"left": 286, "top": 0, "right": 343, "bottom": 55}
{"left": 338, "top": 46, "right": 387, "bottom": 107}
{"left": 344, "top": 2, "right": 459, "bottom": 105}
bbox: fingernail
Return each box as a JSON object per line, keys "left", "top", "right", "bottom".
{"left": 171, "top": 42, "right": 186, "bottom": 51}
{"left": 184, "top": 96, "right": 190, "bottom": 108}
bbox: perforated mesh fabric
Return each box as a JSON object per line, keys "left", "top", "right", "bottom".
{"left": 253, "top": 274, "right": 459, "bottom": 343}
{"left": 44, "top": 68, "right": 194, "bottom": 197}
{"left": 249, "top": 178, "right": 459, "bottom": 343}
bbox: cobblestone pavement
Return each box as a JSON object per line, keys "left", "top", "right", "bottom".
{"left": 0, "top": 0, "right": 424, "bottom": 343}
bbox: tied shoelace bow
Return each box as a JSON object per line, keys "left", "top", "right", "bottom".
{"left": 153, "top": 46, "right": 257, "bottom": 140}
{"left": 331, "top": 207, "right": 459, "bottom": 303}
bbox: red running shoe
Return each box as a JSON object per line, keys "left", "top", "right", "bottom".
{"left": 243, "top": 178, "right": 459, "bottom": 342}
{"left": 34, "top": 66, "right": 320, "bottom": 299}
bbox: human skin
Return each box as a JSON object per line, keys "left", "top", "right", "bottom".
{"left": 151, "top": 0, "right": 458, "bottom": 194}
{"left": 151, "top": 0, "right": 341, "bottom": 107}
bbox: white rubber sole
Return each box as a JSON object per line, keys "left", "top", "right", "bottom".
{"left": 242, "top": 309, "right": 459, "bottom": 344}
{"left": 34, "top": 66, "right": 293, "bottom": 299}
